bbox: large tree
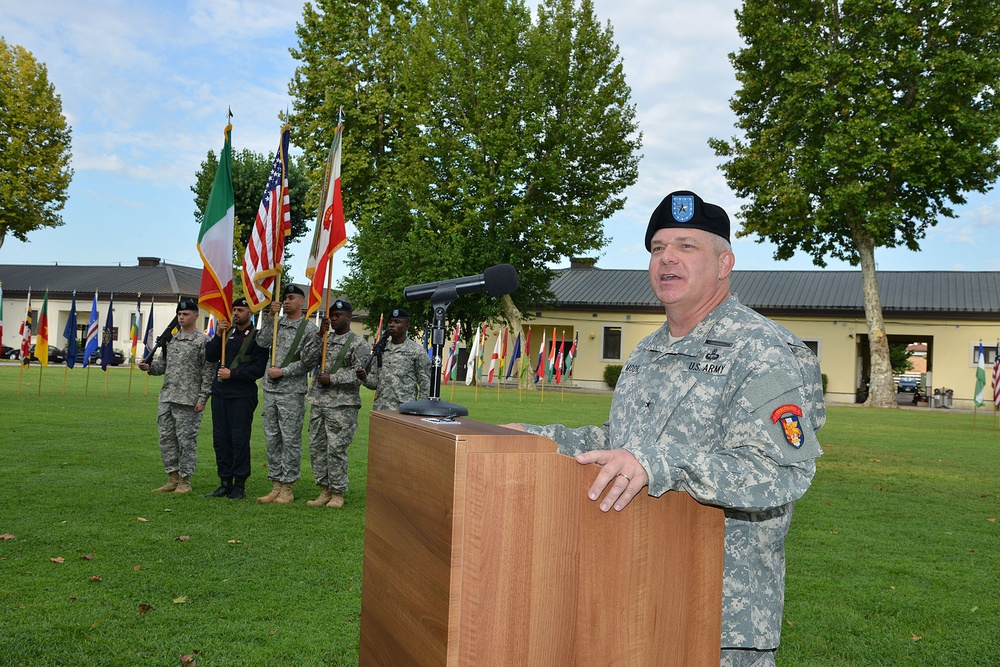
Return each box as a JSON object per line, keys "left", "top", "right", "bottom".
{"left": 289, "top": 0, "right": 640, "bottom": 354}
{"left": 710, "top": 0, "right": 1000, "bottom": 407}
{"left": 0, "top": 37, "right": 73, "bottom": 251}
{"left": 191, "top": 146, "right": 311, "bottom": 284}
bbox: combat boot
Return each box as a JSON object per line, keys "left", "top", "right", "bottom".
{"left": 257, "top": 481, "right": 281, "bottom": 503}
{"left": 152, "top": 471, "right": 180, "bottom": 493}
{"left": 326, "top": 493, "right": 345, "bottom": 508}
{"left": 306, "top": 485, "right": 333, "bottom": 507}
{"left": 227, "top": 478, "right": 246, "bottom": 500}
{"left": 205, "top": 478, "right": 233, "bottom": 498}
{"left": 273, "top": 483, "right": 295, "bottom": 504}
{"left": 174, "top": 476, "right": 192, "bottom": 494}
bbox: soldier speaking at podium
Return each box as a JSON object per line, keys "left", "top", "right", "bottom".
{"left": 512, "top": 191, "right": 826, "bottom": 667}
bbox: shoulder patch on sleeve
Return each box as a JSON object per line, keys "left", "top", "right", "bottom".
{"left": 771, "top": 405, "right": 805, "bottom": 449}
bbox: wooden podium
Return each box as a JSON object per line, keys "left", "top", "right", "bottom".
{"left": 359, "top": 411, "right": 724, "bottom": 666}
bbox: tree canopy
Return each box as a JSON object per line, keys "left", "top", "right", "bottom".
{"left": 191, "top": 144, "right": 311, "bottom": 283}
{"left": 0, "top": 37, "right": 73, "bottom": 250}
{"left": 289, "top": 0, "right": 641, "bottom": 336}
{"left": 710, "top": 0, "right": 1000, "bottom": 407}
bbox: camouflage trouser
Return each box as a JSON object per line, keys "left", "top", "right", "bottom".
{"left": 720, "top": 649, "right": 776, "bottom": 667}
{"left": 156, "top": 401, "right": 203, "bottom": 478}
{"left": 308, "top": 404, "right": 360, "bottom": 493}
{"left": 262, "top": 391, "right": 305, "bottom": 483}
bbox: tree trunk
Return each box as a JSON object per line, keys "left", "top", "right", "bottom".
{"left": 853, "top": 226, "right": 898, "bottom": 408}
{"left": 500, "top": 294, "right": 532, "bottom": 389}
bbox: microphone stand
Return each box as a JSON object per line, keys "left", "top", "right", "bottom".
{"left": 397, "top": 284, "right": 469, "bottom": 417}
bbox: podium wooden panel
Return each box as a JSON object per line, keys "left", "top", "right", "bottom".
{"left": 359, "top": 411, "right": 724, "bottom": 666}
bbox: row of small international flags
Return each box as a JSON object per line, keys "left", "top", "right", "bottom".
{"left": 0, "top": 285, "right": 157, "bottom": 371}
{"left": 433, "top": 323, "right": 579, "bottom": 387}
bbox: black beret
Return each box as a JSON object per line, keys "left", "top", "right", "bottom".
{"left": 645, "top": 190, "right": 731, "bottom": 250}
{"left": 176, "top": 299, "right": 199, "bottom": 313}
{"left": 233, "top": 297, "right": 249, "bottom": 308}
{"left": 330, "top": 299, "right": 352, "bottom": 313}
{"left": 283, "top": 284, "right": 305, "bottom": 297}
{"left": 389, "top": 307, "right": 409, "bottom": 319}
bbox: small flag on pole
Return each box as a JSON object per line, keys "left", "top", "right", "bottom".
{"left": 83, "top": 292, "right": 99, "bottom": 367}
{"left": 993, "top": 342, "right": 1000, "bottom": 408}
{"left": 534, "top": 329, "right": 546, "bottom": 383}
{"left": 63, "top": 291, "right": 79, "bottom": 369}
{"left": 506, "top": 332, "right": 521, "bottom": 380}
{"left": 100, "top": 295, "right": 115, "bottom": 371}
{"left": 143, "top": 298, "right": 156, "bottom": 358}
{"left": 19, "top": 289, "right": 32, "bottom": 360}
{"left": 974, "top": 342, "right": 986, "bottom": 407}
{"left": 488, "top": 329, "right": 503, "bottom": 384}
{"left": 36, "top": 290, "right": 50, "bottom": 366}
{"left": 129, "top": 295, "right": 142, "bottom": 365}
{"left": 465, "top": 323, "right": 482, "bottom": 385}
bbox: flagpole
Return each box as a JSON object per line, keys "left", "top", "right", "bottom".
{"left": 320, "top": 252, "right": 334, "bottom": 371}
{"left": 37, "top": 362, "right": 43, "bottom": 396}
{"left": 85, "top": 365, "right": 91, "bottom": 396}
{"left": 63, "top": 365, "right": 68, "bottom": 395}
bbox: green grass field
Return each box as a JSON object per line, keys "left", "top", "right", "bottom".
{"left": 1, "top": 363, "right": 998, "bottom": 666}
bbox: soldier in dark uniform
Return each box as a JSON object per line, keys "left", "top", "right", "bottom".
{"left": 204, "top": 297, "right": 268, "bottom": 499}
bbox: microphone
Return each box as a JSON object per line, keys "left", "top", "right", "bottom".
{"left": 403, "top": 264, "right": 519, "bottom": 302}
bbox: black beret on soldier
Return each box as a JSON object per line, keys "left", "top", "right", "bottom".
{"left": 645, "top": 190, "right": 731, "bottom": 250}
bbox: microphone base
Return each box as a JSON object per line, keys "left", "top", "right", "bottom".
{"left": 397, "top": 398, "right": 469, "bottom": 418}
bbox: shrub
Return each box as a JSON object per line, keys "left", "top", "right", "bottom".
{"left": 603, "top": 364, "right": 622, "bottom": 389}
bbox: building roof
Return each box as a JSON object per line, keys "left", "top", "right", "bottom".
{"left": 0, "top": 258, "right": 201, "bottom": 300}
{"left": 549, "top": 269, "right": 1000, "bottom": 318}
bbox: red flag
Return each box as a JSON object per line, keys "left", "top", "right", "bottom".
{"left": 993, "top": 343, "right": 1000, "bottom": 408}
{"left": 243, "top": 125, "right": 292, "bottom": 312}
{"left": 19, "top": 289, "right": 32, "bottom": 359}
{"left": 305, "top": 121, "right": 348, "bottom": 317}
{"left": 555, "top": 330, "right": 566, "bottom": 384}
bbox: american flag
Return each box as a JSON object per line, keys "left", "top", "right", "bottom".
{"left": 242, "top": 125, "right": 291, "bottom": 312}
{"left": 993, "top": 343, "right": 1000, "bottom": 408}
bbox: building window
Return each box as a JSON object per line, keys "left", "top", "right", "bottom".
{"left": 602, "top": 326, "right": 622, "bottom": 361}
{"left": 802, "top": 339, "right": 820, "bottom": 359}
{"left": 971, "top": 343, "right": 998, "bottom": 366}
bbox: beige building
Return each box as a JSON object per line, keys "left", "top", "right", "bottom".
{"left": 489, "top": 266, "right": 1000, "bottom": 409}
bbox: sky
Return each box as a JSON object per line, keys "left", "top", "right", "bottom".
{"left": 3, "top": 0, "right": 1000, "bottom": 289}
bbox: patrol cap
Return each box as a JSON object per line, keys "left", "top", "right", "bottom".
{"left": 330, "top": 299, "right": 352, "bottom": 313}
{"left": 389, "top": 307, "right": 409, "bottom": 319}
{"left": 645, "top": 190, "right": 731, "bottom": 250}
{"left": 233, "top": 297, "right": 249, "bottom": 308}
{"left": 283, "top": 284, "right": 306, "bottom": 297}
{"left": 176, "top": 299, "right": 199, "bottom": 313}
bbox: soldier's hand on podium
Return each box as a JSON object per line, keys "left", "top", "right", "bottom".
{"left": 501, "top": 423, "right": 525, "bottom": 431}
{"left": 576, "top": 449, "right": 648, "bottom": 513}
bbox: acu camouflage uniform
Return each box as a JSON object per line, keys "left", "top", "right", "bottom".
{"left": 362, "top": 338, "right": 431, "bottom": 411}
{"left": 257, "top": 312, "right": 320, "bottom": 484}
{"left": 306, "top": 330, "right": 371, "bottom": 494}
{"left": 524, "top": 295, "right": 825, "bottom": 652}
{"left": 147, "top": 330, "right": 215, "bottom": 479}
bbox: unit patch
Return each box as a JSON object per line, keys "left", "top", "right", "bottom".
{"left": 771, "top": 404, "right": 804, "bottom": 449}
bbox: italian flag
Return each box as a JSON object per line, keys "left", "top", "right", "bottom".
{"left": 197, "top": 123, "right": 235, "bottom": 323}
